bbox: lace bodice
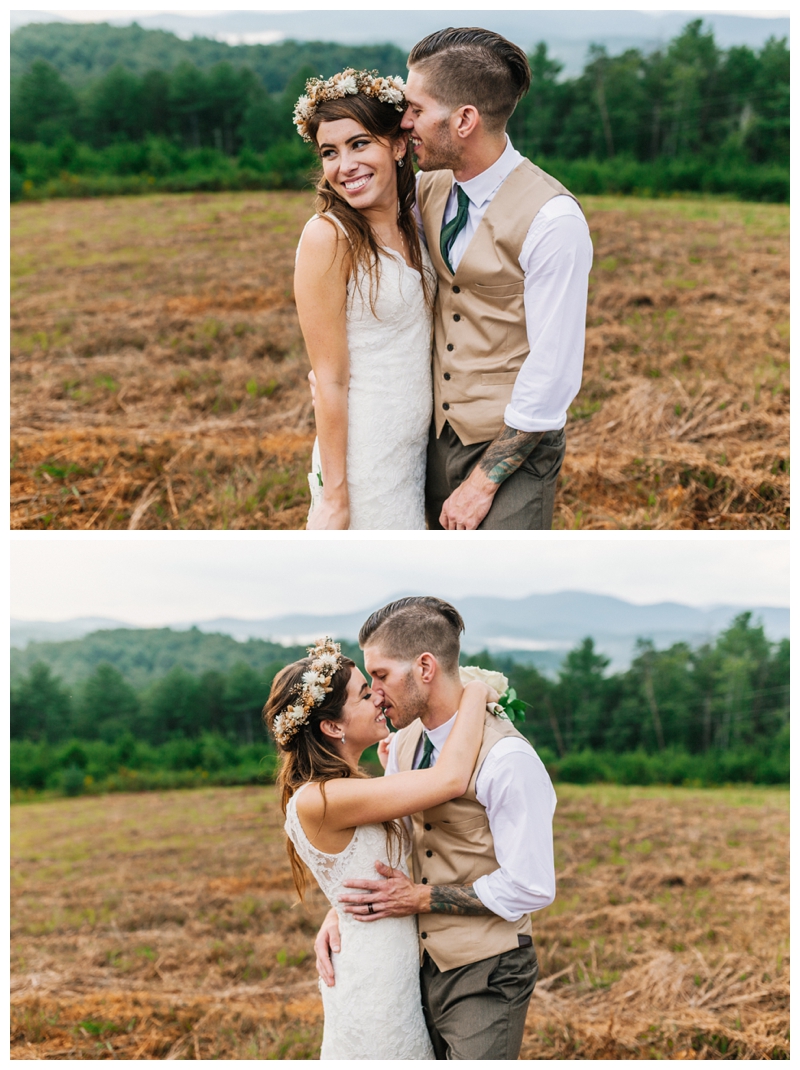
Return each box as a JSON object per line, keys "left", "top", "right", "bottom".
{"left": 285, "top": 786, "right": 434, "bottom": 1059}
{"left": 299, "top": 214, "right": 435, "bottom": 530}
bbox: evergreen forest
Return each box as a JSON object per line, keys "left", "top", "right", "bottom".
{"left": 10, "top": 18, "right": 788, "bottom": 203}
{"left": 10, "top": 613, "right": 788, "bottom": 797}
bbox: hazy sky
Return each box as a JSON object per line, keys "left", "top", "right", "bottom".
{"left": 10, "top": 536, "right": 788, "bottom": 624}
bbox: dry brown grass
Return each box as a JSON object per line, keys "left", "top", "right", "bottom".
{"left": 11, "top": 784, "right": 788, "bottom": 1059}
{"left": 10, "top": 192, "right": 788, "bottom": 529}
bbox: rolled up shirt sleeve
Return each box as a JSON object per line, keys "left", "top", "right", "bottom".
{"left": 471, "top": 740, "right": 557, "bottom": 922}
{"left": 504, "top": 198, "right": 593, "bottom": 433}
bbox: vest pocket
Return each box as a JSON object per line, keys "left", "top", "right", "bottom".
{"left": 472, "top": 282, "right": 525, "bottom": 299}
{"left": 440, "top": 814, "right": 489, "bottom": 835}
{"left": 480, "top": 372, "right": 518, "bottom": 386}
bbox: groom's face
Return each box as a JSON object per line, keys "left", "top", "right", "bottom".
{"left": 363, "top": 644, "right": 429, "bottom": 729}
{"left": 401, "top": 69, "right": 462, "bottom": 172}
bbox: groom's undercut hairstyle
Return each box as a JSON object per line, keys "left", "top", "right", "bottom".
{"left": 359, "top": 596, "right": 465, "bottom": 675}
{"left": 407, "top": 27, "right": 531, "bottom": 134}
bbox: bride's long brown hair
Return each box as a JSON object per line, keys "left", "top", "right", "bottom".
{"left": 306, "top": 93, "right": 433, "bottom": 309}
{"left": 263, "top": 656, "right": 403, "bottom": 899}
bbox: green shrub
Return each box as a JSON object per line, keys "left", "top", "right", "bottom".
{"left": 60, "top": 765, "right": 86, "bottom": 797}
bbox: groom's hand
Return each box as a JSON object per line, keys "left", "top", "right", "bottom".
{"left": 440, "top": 466, "right": 498, "bottom": 530}
{"left": 339, "top": 861, "right": 430, "bottom": 921}
{"left": 440, "top": 427, "right": 546, "bottom": 530}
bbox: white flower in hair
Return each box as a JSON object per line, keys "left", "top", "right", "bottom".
{"left": 316, "top": 652, "right": 339, "bottom": 673}
{"left": 295, "top": 95, "right": 313, "bottom": 120}
{"left": 378, "top": 78, "right": 405, "bottom": 106}
{"left": 302, "top": 669, "right": 323, "bottom": 687}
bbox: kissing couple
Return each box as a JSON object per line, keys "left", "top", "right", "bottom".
{"left": 264, "top": 596, "right": 557, "bottom": 1059}
{"left": 296, "top": 26, "right": 593, "bottom": 530}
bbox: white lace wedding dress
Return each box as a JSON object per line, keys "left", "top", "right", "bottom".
{"left": 299, "top": 214, "right": 435, "bottom": 529}
{"left": 285, "top": 785, "right": 434, "bottom": 1060}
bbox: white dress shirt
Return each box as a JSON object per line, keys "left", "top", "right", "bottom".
{"left": 385, "top": 714, "right": 557, "bottom": 922}
{"left": 416, "top": 138, "right": 593, "bottom": 432}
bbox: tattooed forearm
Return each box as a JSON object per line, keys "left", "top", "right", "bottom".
{"left": 478, "top": 427, "right": 545, "bottom": 485}
{"left": 428, "top": 882, "right": 494, "bottom": 916}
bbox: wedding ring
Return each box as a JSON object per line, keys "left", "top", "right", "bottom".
{"left": 368, "top": 903, "right": 374, "bottom": 914}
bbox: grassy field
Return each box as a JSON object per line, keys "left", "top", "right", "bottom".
{"left": 11, "top": 783, "right": 788, "bottom": 1059}
{"left": 10, "top": 192, "right": 789, "bottom": 529}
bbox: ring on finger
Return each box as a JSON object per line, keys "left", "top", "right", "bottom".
{"left": 368, "top": 903, "right": 374, "bottom": 914}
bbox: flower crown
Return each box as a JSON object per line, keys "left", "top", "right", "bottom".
{"left": 272, "top": 637, "right": 344, "bottom": 746}
{"left": 293, "top": 68, "right": 407, "bottom": 143}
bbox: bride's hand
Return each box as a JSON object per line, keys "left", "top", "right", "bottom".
{"left": 306, "top": 498, "right": 349, "bottom": 530}
{"left": 376, "top": 737, "right": 391, "bottom": 770}
{"left": 462, "top": 679, "right": 500, "bottom": 707}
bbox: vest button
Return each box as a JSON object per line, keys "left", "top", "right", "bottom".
{"left": 426, "top": 849, "right": 433, "bottom": 857}
{"left": 453, "top": 313, "right": 461, "bottom": 321}
{"left": 446, "top": 344, "right": 454, "bottom": 352}
{"left": 452, "top": 285, "right": 461, "bottom": 294}
{"left": 424, "top": 823, "right": 432, "bottom": 830}
{"left": 443, "top": 373, "right": 450, "bottom": 381}
{"left": 442, "top": 403, "right": 450, "bottom": 411}
{"left": 421, "top": 932, "right": 428, "bottom": 939}
{"left": 421, "top": 877, "right": 428, "bottom": 884}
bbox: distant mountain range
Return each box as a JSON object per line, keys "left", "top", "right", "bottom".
{"left": 10, "top": 11, "right": 790, "bottom": 78}
{"left": 11, "top": 592, "right": 789, "bottom": 672}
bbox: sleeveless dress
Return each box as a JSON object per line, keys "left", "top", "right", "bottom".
{"left": 285, "top": 785, "right": 435, "bottom": 1060}
{"left": 298, "top": 214, "right": 435, "bottom": 530}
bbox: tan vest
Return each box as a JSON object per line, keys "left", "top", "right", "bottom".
{"left": 418, "top": 159, "right": 578, "bottom": 446}
{"left": 394, "top": 710, "right": 533, "bottom": 971}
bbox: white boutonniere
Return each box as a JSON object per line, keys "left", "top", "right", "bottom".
{"left": 459, "top": 666, "right": 527, "bottom": 723}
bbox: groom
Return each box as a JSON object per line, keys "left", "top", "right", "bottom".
{"left": 404, "top": 28, "right": 593, "bottom": 529}
{"left": 314, "top": 596, "right": 557, "bottom": 1060}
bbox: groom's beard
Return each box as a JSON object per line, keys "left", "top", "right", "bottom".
{"left": 385, "top": 669, "right": 429, "bottom": 729}
{"left": 414, "top": 117, "right": 462, "bottom": 173}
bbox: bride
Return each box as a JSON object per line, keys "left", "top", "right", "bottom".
{"left": 293, "top": 70, "right": 435, "bottom": 530}
{"left": 263, "top": 638, "right": 496, "bottom": 1059}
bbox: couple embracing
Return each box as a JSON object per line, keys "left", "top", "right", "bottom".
{"left": 264, "top": 596, "right": 556, "bottom": 1059}
{"left": 295, "top": 26, "right": 593, "bottom": 530}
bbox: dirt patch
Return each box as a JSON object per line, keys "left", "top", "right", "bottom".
{"left": 11, "top": 193, "right": 789, "bottom": 528}
{"left": 11, "top": 784, "right": 788, "bottom": 1058}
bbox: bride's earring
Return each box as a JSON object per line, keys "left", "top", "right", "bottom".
{"left": 397, "top": 157, "right": 405, "bottom": 168}
{"left": 340, "top": 733, "right": 346, "bottom": 744}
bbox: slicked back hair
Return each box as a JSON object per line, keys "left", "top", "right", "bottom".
{"left": 407, "top": 27, "right": 531, "bottom": 134}
{"left": 359, "top": 596, "right": 465, "bottom": 675}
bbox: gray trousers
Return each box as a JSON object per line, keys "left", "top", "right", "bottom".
{"left": 425, "top": 422, "right": 567, "bottom": 530}
{"left": 420, "top": 945, "right": 538, "bottom": 1060}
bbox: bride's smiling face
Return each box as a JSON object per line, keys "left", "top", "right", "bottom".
{"left": 316, "top": 118, "right": 404, "bottom": 212}
{"left": 336, "top": 666, "right": 390, "bottom": 749}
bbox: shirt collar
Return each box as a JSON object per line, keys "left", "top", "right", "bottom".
{"left": 456, "top": 136, "right": 523, "bottom": 209}
{"left": 423, "top": 711, "right": 458, "bottom": 752}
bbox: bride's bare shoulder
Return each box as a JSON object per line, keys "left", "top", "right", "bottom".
{"left": 294, "top": 780, "right": 325, "bottom": 822}
{"left": 301, "top": 214, "right": 347, "bottom": 251}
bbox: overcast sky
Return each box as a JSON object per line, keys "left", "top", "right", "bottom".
{"left": 10, "top": 537, "right": 788, "bottom": 624}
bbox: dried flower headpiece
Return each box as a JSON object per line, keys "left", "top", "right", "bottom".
{"left": 272, "top": 637, "right": 344, "bottom": 746}
{"left": 293, "top": 68, "right": 407, "bottom": 143}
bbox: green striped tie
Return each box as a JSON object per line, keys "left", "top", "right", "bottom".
{"left": 417, "top": 733, "right": 435, "bottom": 770}
{"left": 439, "top": 185, "right": 470, "bottom": 275}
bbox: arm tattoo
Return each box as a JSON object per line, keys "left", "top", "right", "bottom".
{"left": 428, "top": 882, "right": 493, "bottom": 916}
{"left": 478, "top": 426, "right": 545, "bottom": 486}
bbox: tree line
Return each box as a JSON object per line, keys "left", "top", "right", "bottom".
{"left": 10, "top": 614, "right": 788, "bottom": 794}
{"left": 10, "top": 19, "right": 789, "bottom": 203}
